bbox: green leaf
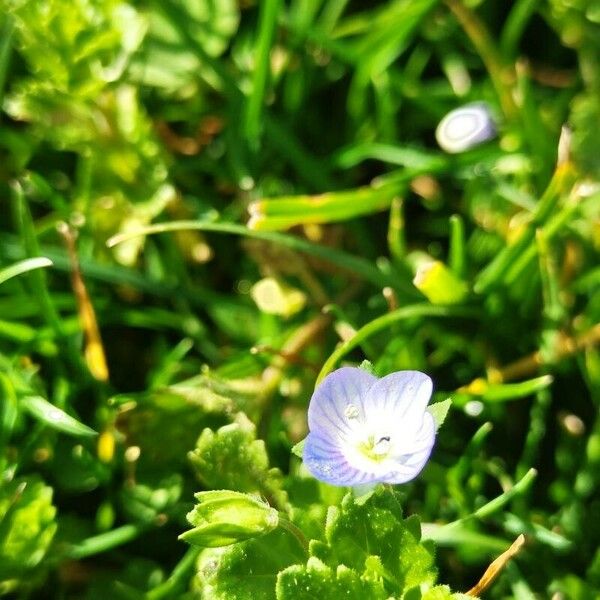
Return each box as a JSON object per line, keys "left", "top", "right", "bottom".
{"left": 189, "top": 413, "right": 287, "bottom": 509}
{"left": 50, "top": 437, "right": 110, "bottom": 493}
{"left": 358, "top": 359, "right": 376, "bottom": 374}
{"left": 120, "top": 474, "right": 182, "bottom": 524}
{"left": 134, "top": 0, "right": 240, "bottom": 92}
{"left": 427, "top": 399, "right": 452, "bottom": 432}
{"left": 291, "top": 438, "right": 305, "bottom": 459}
{"left": 413, "top": 585, "right": 472, "bottom": 600}
{"left": 276, "top": 558, "right": 387, "bottom": 599}
{"left": 20, "top": 395, "right": 97, "bottom": 438}
{"left": 570, "top": 92, "right": 600, "bottom": 178}
{"left": 194, "top": 528, "right": 305, "bottom": 600}
{"left": 6, "top": 0, "right": 144, "bottom": 92}
{"left": 0, "top": 372, "right": 18, "bottom": 456}
{"left": 0, "top": 477, "right": 57, "bottom": 581}
{"left": 114, "top": 373, "right": 251, "bottom": 468}
{"left": 309, "top": 488, "right": 437, "bottom": 596}
{"left": 248, "top": 183, "right": 403, "bottom": 231}
{"left": 106, "top": 220, "right": 394, "bottom": 290}
{"left": 285, "top": 477, "right": 345, "bottom": 544}
{"left": 482, "top": 376, "right": 554, "bottom": 402}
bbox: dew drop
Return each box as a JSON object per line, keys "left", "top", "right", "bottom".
{"left": 344, "top": 404, "right": 359, "bottom": 419}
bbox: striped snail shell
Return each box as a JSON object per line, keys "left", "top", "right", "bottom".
{"left": 435, "top": 102, "right": 497, "bottom": 153}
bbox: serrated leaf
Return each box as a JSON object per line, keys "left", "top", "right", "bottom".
{"left": 194, "top": 528, "right": 305, "bottom": 600}
{"left": 114, "top": 373, "right": 250, "bottom": 468}
{"left": 403, "top": 585, "right": 455, "bottom": 600}
{"left": 286, "top": 477, "right": 345, "bottom": 544}
{"left": 20, "top": 396, "right": 97, "bottom": 438}
{"left": 276, "top": 558, "right": 387, "bottom": 599}
{"left": 400, "top": 517, "right": 437, "bottom": 591}
{"left": 322, "top": 488, "right": 436, "bottom": 595}
{"left": 189, "top": 414, "right": 287, "bottom": 508}
{"left": 353, "top": 484, "right": 378, "bottom": 505}
{"left": 427, "top": 398, "right": 452, "bottom": 432}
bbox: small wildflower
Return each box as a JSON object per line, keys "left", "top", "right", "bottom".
{"left": 303, "top": 368, "right": 435, "bottom": 486}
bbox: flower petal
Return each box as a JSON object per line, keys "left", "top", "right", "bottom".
{"left": 303, "top": 432, "right": 374, "bottom": 486}
{"left": 363, "top": 370, "right": 433, "bottom": 431}
{"left": 383, "top": 411, "right": 435, "bottom": 484}
{"left": 307, "top": 367, "right": 377, "bottom": 441}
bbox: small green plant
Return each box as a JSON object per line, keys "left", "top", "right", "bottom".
{"left": 0, "top": 0, "right": 599, "bottom": 598}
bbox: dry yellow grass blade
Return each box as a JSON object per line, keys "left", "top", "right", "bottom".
{"left": 58, "top": 223, "right": 109, "bottom": 382}
{"left": 466, "top": 534, "right": 526, "bottom": 596}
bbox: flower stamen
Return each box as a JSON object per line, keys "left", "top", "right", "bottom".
{"left": 373, "top": 436, "right": 391, "bottom": 455}
{"left": 358, "top": 435, "right": 392, "bottom": 462}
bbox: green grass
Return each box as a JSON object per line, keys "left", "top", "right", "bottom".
{"left": 0, "top": 0, "right": 599, "bottom": 598}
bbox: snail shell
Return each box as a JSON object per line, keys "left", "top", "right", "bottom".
{"left": 435, "top": 102, "right": 497, "bottom": 153}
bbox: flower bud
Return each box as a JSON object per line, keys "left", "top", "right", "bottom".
{"left": 179, "top": 490, "right": 279, "bottom": 547}
{"left": 435, "top": 102, "right": 496, "bottom": 153}
{"left": 410, "top": 254, "right": 469, "bottom": 305}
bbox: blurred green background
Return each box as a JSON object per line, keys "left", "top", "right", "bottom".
{"left": 0, "top": 0, "right": 599, "bottom": 598}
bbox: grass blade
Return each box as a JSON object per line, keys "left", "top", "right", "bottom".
{"left": 244, "top": 0, "right": 282, "bottom": 149}
{"left": 20, "top": 396, "right": 97, "bottom": 438}
{"left": 107, "top": 220, "right": 395, "bottom": 290}
{"left": 0, "top": 257, "right": 53, "bottom": 286}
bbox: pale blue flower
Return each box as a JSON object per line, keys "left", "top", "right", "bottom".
{"left": 303, "top": 367, "right": 435, "bottom": 486}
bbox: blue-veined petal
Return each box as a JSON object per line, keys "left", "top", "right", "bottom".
{"left": 307, "top": 367, "right": 377, "bottom": 441}
{"left": 303, "top": 431, "right": 373, "bottom": 486}
{"left": 363, "top": 370, "right": 433, "bottom": 433}
{"left": 384, "top": 411, "right": 435, "bottom": 484}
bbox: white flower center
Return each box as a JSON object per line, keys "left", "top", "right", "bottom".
{"left": 357, "top": 434, "right": 393, "bottom": 462}
{"left": 372, "top": 436, "right": 391, "bottom": 455}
